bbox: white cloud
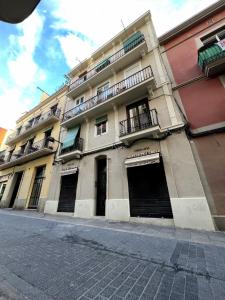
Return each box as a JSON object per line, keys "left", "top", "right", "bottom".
{"left": 0, "top": 0, "right": 218, "bottom": 129}
{"left": 56, "top": 34, "right": 95, "bottom": 68}
{"left": 49, "top": 0, "right": 217, "bottom": 67}
{"left": 0, "top": 11, "right": 46, "bottom": 129}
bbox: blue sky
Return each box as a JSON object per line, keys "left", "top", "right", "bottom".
{"left": 0, "top": 0, "right": 217, "bottom": 129}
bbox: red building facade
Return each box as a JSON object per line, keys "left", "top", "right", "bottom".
{"left": 159, "top": 0, "right": 225, "bottom": 230}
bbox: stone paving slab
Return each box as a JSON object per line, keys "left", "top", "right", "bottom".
{"left": 0, "top": 210, "right": 225, "bottom": 299}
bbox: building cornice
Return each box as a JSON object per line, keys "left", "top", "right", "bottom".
{"left": 68, "top": 10, "right": 152, "bottom": 77}
{"left": 159, "top": 0, "right": 225, "bottom": 44}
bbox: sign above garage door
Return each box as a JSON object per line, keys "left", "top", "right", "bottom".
{"left": 125, "top": 152, "right": 160, "bottom": 168}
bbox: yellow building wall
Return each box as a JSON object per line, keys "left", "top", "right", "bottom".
{"left": 0, "top": 87, "right": 67, "bottom": 211}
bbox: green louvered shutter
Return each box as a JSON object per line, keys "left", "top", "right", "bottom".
{"left": 95, "top": 115, "right": 107, "bottom": 125}
{"left": 123, "top": 31, "right": 143, "bottom": 53}
{"left": 96, "top": 58, "right": 110, "bottom": 73}
{"left": 198, "top": 44, "right": 224, "bottom": 69}
{"left": 61, "top": 126, "right": 80, "bottom": 150}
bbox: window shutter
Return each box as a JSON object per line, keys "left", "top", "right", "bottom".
{"left": 95, "top": 115, "right": 107, "bottom": 125}
{"left": 61, "top": 126, "right": 80, "bottom": 150}
{"left": 123, "top": 31, "right": 143, "bottom": 53}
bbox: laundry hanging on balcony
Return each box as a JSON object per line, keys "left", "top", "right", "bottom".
{"left": 61, "top": 126, "right": 80, "bottom": 150}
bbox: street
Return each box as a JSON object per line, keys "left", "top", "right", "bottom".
{"left": 0, "top": 210, "right": 225, "bottom": 300}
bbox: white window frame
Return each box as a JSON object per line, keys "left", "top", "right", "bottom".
{"left": 95, "top": 120, "right": 108, "bottom": 137}
{"left": 96, "top": 81, "right": 110, "bottom": 95}
{"left": 124, "top": 61, "right": 142, "bottom": 79}
{"left": 196, "top": 22, "right": 225, "bottom": 49}
{"left": 74, "top": 95, "right": 85, "bottom": 106}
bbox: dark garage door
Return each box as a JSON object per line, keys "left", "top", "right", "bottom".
{"left": 57, "top": 173, "right": 78, "bottom": 212}
{"left": 127, "top": 160, "right": 173, "bottom": 218}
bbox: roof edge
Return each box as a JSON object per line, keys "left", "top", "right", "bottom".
{"left": 68, "top": 10, "right": 151, "bottom": 77}
{"left": 159, "top": 0, "right": 225, "bottom": 44}
{"left": 16, "top": 85, "right": 68, "bottom": 124}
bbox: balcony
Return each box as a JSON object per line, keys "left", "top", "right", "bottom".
{"left": 0, "top": 139, "right": 56, "bottom": 170}
{"left": 198, "top": 43, "right": 225, "bottom": 77}
{"left": 119, "top": 109, "right": 161, "bottom": 144}
{"left": 67, "top": 33, "right": 147, "bottom": 98}
{"left": 5, "top": 108, "right": 61, "bottom": 146}
{"left": 62, "top": 66, "right": 155, "bottom": 128}
{"left": 58, "top": 137, "right": 84, "bottom": 161}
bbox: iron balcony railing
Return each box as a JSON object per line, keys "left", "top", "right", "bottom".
{"left": 60, "top": 137, "right": 84, "bottom": 155}
{"left": 6, "top": 108, "right": 61, "bottom": 143}
{"left": 63, "top": 66, "right": 154, "bottom": 122}
{"left": 4, "top": 138, "right": 55, "bottom": 164}
{"left": 69, "top": 33, "right": 145, "bottom": 92}
{"left": 198, "top": 43, "right": 225, "bottom": 70}
{"left": 119, "top": 109, "right": 159, "bottom": 137}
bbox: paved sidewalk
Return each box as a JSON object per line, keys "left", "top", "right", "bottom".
{"left": 0, "top": 209, "right": 225, "bottom": 299}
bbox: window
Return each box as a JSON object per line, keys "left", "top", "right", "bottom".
{"left": 97, "top": 82, "right": 109, "bottom": 95}
{"left": 44, "top": 129, "right": 52, "bottom": 147}
{"left": 7, "top": 149, "right": 14, "bottom": 161}
{"left": 61, "top": 126, "right": 81, "bottom": 154}
{"left": 75, "top": 96, "right": 84, "bottom": 106}
{"left": 50, "top": 104, "right": 58, "bottom": 115}
{"left": 126, "top": 99, "right": 150, "bottom": 133}
{"left": 16, "top": 126, "right": 22, "bottom": 135}
{"left": 95, "top": 115, "right": 108, "bottom": 136}
{"left": 27, "top": 138, "right": 35, "bottom": 151}
{"left": 97, "top": 82, "right": 110, "bottom": 102}
{"left": 78, "top": 71, "right": 87, "bottom": 84}
{"left": 27, "top": 118, "right": 34, "bottom": 128}
{"left": 34, "top": 115, "right": 41, "bottom": 125}
{"left": 125, "top": 63, "right": 141, "bottom": 78}
{"left": 201, "top": 26, "right": 225, "bottom": 46}
{"left": 123, "top": 31, "right": 143, "bottom": 53}
{"left": 0, "top": 151, "right": 5, "bottom": 161}
{"left": 20, "top": 142, "right": 27, "bottom": 155}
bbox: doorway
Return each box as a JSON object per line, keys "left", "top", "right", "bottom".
{"left": 126, "top": 99, "right": 151, "bottom": 134}
{"left": 44, "top": 128, "right": 52, "bottom": 147}
{"left": 96, "top": 157, "right": 107, "bottom": 216}
{"left": 28, "top": 166, "right": 45, "bottom": 209}
{"left": 127, "top": 159, "right": 173, "bottom": 218}
{"left": 9, "top": 172, "right": 23, "bottom": 208}
{"left": 57, "top": 173, "right": 78, "bottom": 212}
{"left": 0, "top": 183, "right": 6, "bottom": 202}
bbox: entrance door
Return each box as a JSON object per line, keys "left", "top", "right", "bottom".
{"left": 57, "top": 173, "right": 78, "bottom": 212}
{"left": 0, "top": 183, "right": 6, "bottom": 202}
{"left": 127, "top": 99, "right": 151, "bottom": 134}
{"left": 127, "top": 159, "right": 173, "bottom": 218}
{"left": 9, "top": 172, "right": 23, "bottom": 208}
{"left": 28, "top": 166, "right": 45, "bottom": 209}
{"left": 96, "top": 158, "right": 107, "bottom": 216}
{"left": 44, "top": 129, "right": 52, "bottom": 147}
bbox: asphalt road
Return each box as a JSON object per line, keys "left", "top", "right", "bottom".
{"left": 0, "top": 210, "right": 225, "bottom": 300}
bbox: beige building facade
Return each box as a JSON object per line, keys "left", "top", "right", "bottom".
{"left": 44, "top": 12, "right": 215, "bottom": 231}
{"left": 0, "top": 87, "right": 67, "bottom": 211}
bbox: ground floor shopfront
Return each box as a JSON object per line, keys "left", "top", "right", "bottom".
{"left": 45, "top": 132, "right": 215, "bottom": 231}
{"left": 0, "top": 155, "right": 54, "bottom": 212}
{"left": 190, "top": 132, "right": 225, "bottom": 230}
